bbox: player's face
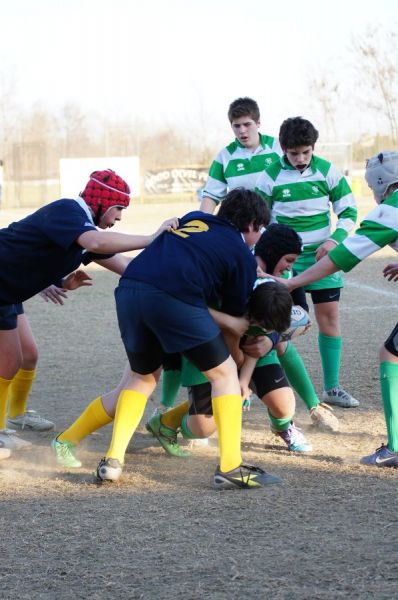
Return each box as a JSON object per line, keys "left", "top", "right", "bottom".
{"left": 231, "top": 115, "right": 260, "bottom": 150}
{"left": 273, "top": 253, "right": 299, "bottom": 277}
{"left": 284, "top": 145, "right": 313, "bottom": 171}
{"left": 243, "top": 223, "right": 263, "bottom": 248}
{"left": 99, "top": 206, "right": 124, "bottom": 229}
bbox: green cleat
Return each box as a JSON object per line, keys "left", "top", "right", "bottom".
{"left": 145, "top": 414, "right": 191, "bottom": 458}
{"left": 51, "top": 436, "right": 82, "bottom": 468}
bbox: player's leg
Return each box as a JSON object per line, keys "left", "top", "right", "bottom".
{"left": 51, "top": 365, "right": 129, "bottom": 468}
{"left": 96, "top": 281, "right": 165, "bottom": 481}
{"left": 7, "top": 310, "right": 54, "bottom": 431}
{"left": 276, "top": 340, "right": 339, "bottom": 431}
{"left": 361, "top": 325, "right": 398, "bottom": 467}
{"left": 312, "top": 290, "right": 359, "bottom": 408}
{"left": 185, "top": 336, "right": 282, "bottom": 488}
{"left": 0, "top": 306, "right": 30, "bottom": 455}
{"left": 252, "top": 362, "right": 312, "bottom": 452}
{"left": 157, "top": 353, "right": 183, "bottom": 413}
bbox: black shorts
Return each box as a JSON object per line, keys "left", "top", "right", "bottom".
{"left": 309, "top": 288, "right": 341, "bottom": 305}
{"left": 384, "top": 323, "right": 398, "bottom": 357}
{"left": 0, "top": 303, "right": 23, "bottom": 331}
{"left": 251, "top": 363, "right": 289, "bottom": 398}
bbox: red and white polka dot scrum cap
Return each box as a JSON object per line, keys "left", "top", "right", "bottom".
{"left": 80, "top": 169, "right": 131, "bottom": 224}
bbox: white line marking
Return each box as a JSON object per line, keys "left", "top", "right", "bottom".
{"left": 346, "top": 279, "right": 397, "bottom": 299}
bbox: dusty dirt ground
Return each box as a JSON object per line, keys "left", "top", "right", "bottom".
{"left": 1, "top": 201, "right": 398, "bottom": 600}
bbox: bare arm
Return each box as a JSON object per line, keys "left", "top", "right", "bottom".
{"left": 94, "top": 254, "right": 132, "bottom": 275}
{"left": 239, "top": 354, "right": 257, "bottom": 404}
{"left": 284, "top": 255, "right": 339, "bottom": 292}
{"left": 199, "top": 196, "right": 217, "bottom": 214}
{"left": 77, "top": 217, "right": 179, "bottom": 254}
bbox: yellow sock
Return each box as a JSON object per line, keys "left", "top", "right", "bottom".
{"left": 161, "top": 400, "right": 189, "bottom": 430}
{"left": 0, "top": 376, "right": 13, "bottom": 429}
{"left": 8, "top": 368, "right": 36, "bottom": 418}
{"left": 58, "top": 396, "right": 113, "bottom": 444}
{"left": 212, "top": 394, "right": 242, "bottom": 473}
{"left": 106, "top": 390, "right": 147, "bottom": 463}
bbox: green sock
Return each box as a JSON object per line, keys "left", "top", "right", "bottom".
{"left": 279, "top": 342, "right": 319, "bottom": 411}
{"left": 380, "top": 361, "right": 398, "bottom": 452}
{"left": 268, "top": 410, "right": 292, "bottom": 432}
{"left": 181, "top": 413, "right": 200, "bottom": 439}
{"left": 318, "top": 333, "right": 342, "bottom": 390}
{"left": 160, "top": 369, "right": 182, "bottom": 408}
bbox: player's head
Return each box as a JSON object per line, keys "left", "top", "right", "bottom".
{"left": 248, "top": 280, "right": 292, "bottom": 333}
{"left": 228, "top": 97, "right": 261, "bottom": 150}
{"left": 365, "top": 151, "right": 398, "bottom": 204}
{"left": 218, "top": 188, "right": 270, "bottom": 247}
{"left": 255, "top": 224, "right": 302, "bottom": 276}
{"left": 279, "top": 117, "right": 319, "bottom": 172}
{"left": 80, "top": 169, "right": 131, "bottom": 228}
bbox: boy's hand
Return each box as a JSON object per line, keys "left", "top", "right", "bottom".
{"left": 39, "top": 285, "right": 68, "bottom": 305}
{"left": 315, "top": 240, "right": 337, "bottom": 261}
{"left": 63, "top": 270, "right": 93, "bottom": 290}
{"left": 383, "top": 263, "right": 398, "bottom": 281}
{"left": 153, "top": 217, "right": 179, "bottom": 239}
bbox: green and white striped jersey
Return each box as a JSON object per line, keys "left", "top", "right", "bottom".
{"left": 203, "top": 134, "right": 282, "bottom": 203}
{"left": 329, "top": 189, "right": 398, "bottom": 272}
{"left": 255, "top": 155, "right": 357, "bottom": 247}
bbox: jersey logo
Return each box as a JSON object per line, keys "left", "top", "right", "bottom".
{"left": 282, "top": 188, "right": 291, "bottom": 198}
{"left": 170, "top": 219, "right": 209, "bottom": 238}
{"left": 237, "top": 162, "right": 246, "bottom": 171}
{"left": 311, "top": 185, "right": 319, "bottom": 194}
{"left": 265, "top": 157, "right": 273, "bottom": 165}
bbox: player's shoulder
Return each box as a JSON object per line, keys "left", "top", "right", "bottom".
{"left": 262, "top": 156, "right": 283, "bottom": 181}
{"left": 312, "top": 154, "right": 333, "bottom": 178}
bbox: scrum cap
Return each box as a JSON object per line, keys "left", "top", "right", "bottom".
{"left": 80, "top": 169, "right": 131, "bottom": 224}
{"left": 365, "top": 151, "right": 398, "bottom": 203}
{"left": 255, "top": 223, "right": 302, "bottom": 274}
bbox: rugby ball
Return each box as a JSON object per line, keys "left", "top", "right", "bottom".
{"left": 280, "top": 305, "right": 310, "bottom": 341}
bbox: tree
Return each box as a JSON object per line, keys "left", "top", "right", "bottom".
{"left": 308, "top": 73, "right": 340, "bottom": 140}
{"left": 351, "top": 25, "right": 398, "bottom": 143}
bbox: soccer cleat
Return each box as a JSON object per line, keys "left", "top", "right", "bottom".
{"left": 360, "top": 444, "right": 398, "bottom": 468}
{"left": 322, "top": 386, "right": 359, "bottom": 408}
{"left": 214, "top": 463, "right": 282, "bottom": 489}
{"left": 7, "top": 410, "right": 55, "bottom": 432}
{"left": 272, "top": 422, "right": 312, "bottom": 452}
{"left": 0, "top": 429, "right": 32, "bottom": 450}
{"left": 145, "top": 414, "right": 191, "bottom": 458}
{"left": 51, "top": 436, "right": 82, "bottom": 468}
{"left": 95, "top": 457, "right": 123, "bottom": 482}
{"left": 0, "top": 441, "right": 11, "bottom": 460}
{"left": 310, "top": 402, "right": 339, "bottom": 432}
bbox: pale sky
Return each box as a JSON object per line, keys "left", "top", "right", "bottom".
{"left": 0, "top": 0, "right": 397, "bottom": 144}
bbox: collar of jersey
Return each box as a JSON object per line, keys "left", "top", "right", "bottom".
{"left": 74, "top": 197, "right": 95, "bottom": 225}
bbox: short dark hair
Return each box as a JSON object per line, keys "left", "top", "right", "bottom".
{"left": 228, "top": 97, "right": 260, "bottom": 123}
{"left": 247, "top": 281, "right": 292, "bottom": 333}
{"left": 279, "top": 117, "right": 319, "bottom": 150}
{"left": 218, "top": 188, "right": 270, "bottom": 232}
{"left": 255, "top": 224, "right": 302, "bottom": 274}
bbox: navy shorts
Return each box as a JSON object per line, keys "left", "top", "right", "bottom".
{"left": 0, "top": 303, "right": 24, "bottom": 331}
{"left": 115, "top": 280, "right": 224, "bottom": 374}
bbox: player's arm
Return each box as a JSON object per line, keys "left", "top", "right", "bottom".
{"left": 199, "top": 196, "right": 217, "bottom": 214}
{"left": 239, "top": 354, "right": 257, "bottom": 404}
{"left": 94, "top": 254, "right": 132, "bottom": 275}
{"left": 76, "top": 217, "right": 179, "bottom": 254}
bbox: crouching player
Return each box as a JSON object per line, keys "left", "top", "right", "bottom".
{"left": 94, "top": 189, "right": 284, "bottom": 489}
{"left": 282, "top": 151, "right": 398, "bottom": 467}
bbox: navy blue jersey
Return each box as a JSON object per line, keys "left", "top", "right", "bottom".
{"left": 122, "top": 211, "right": 257, "bottom": 316}
{"left": 0, "top": 199, "right": 97, "bottom": 305}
